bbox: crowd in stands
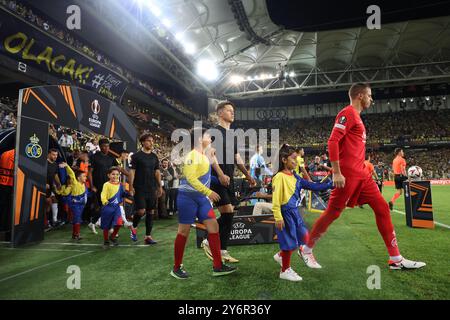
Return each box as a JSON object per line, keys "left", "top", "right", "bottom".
{"left": 235, "top": 109, "right": 450, "bottom": 147}
{"left": 0, "top": 97, "right": 17, "bottom": 129}
{"left": 1, "top": 0, "right": 202, "bottom": 119}
{"left": 2, "top": 91, "right": 450, "bottom": 180}
{"left": 368, "top": 149, "right": 450, "bottom": 180}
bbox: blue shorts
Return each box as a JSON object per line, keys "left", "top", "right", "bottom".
{"left": 177, "top": 192, "right": 216, "bottom": 225}
{"left": 275, "top": 207, "right": 309, "bottom": 251}
{"left": 100, "top": 205, "right": 121, "bottom": 230}
{"left": 69, "top": 204, "right": 84, "bottom": 225}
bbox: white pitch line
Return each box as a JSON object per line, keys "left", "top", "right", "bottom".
{"left": 0, "top": 251, "right": 93, "bottom": 283}
{"left": 0, "top": 241, "right": 158, "bottom": 248}
{"left": 0, "top": 247, "right": 88, "bottom": 253}
{"left": 40, "top": 242, "right": 153, "bottom": 248}
{"left": 392, "top": 209, "right": 450, "bottom": 230}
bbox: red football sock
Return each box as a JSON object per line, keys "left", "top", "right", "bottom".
{"left": 103, "top": 229, "right": 109, "bottom": 241}
{"left": 390, "top": 192, "right": 401, "bottom": 204}
{"left": 280, "top": 250, "right": 293, "bottom": 272}
{"left": 301, "top": 230, "right": 310, "bottom": 246}
{"left": 208, "top": 232, "right": 222, "bottom": 269}
{"left": 307, "top": 206, "right": 343, "bottom": 248}
{"left": 368, "top": 199, "right": 401, "bottom": 257}
{"left": 72, "top": 223, "right": 80, "bottom": 236}
{"left": 174, "top": 233, "right": 188, "bottom": 270}
{"left": 111, "top": 225, "right": 121, "bottom": 239}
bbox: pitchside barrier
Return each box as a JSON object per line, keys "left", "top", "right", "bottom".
{"left": 403, "top": 180, "right": 435, "bottom": 229}
{"left": 11, "top": 85, "right": 137, "bottom": 246}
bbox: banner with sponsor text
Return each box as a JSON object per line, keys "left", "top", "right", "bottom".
{"left": 0, "top": 9, "right": 128, "bottom": 102}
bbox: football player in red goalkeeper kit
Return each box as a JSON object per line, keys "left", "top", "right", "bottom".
{"left": 299, "top": 83, "right": 426, "bottom": 270}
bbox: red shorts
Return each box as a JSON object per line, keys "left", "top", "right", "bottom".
{"left": 328, "top": 176, "right": 382, "bottom": 209}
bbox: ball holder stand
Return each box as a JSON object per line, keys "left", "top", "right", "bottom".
{"left": 403, "top": 179, "right": 435, "bottom": 229}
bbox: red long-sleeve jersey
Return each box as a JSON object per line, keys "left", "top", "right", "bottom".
{"left": 328, "top": 105, "right": 368, "bottom": 179}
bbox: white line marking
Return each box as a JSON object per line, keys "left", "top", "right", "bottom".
{"left": 0, "top": 251, "right": 93, "bottom": 283}
{"left": 0, "top": 241, "right": 157, "bottom": 248}
{"left": 0, "top": 247, "right": 88, "bottom": 252}
{"left": 39, "top": 242, "right": 152, "bottom": 248}
{"left": 392, "top": 209, "right": 450, "bottom": 229}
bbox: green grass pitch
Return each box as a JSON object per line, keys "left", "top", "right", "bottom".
{"left": 1, "top": 186, "right": 449, "bottom": 300}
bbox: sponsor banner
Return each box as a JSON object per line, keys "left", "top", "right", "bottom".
{"left": 12, "top": 85, "right": 138, "bottom": 246}
{"left": 196, "top": 214, "right": 277, "bottom": 247}
{"left": 384, "top": 180, "right": 450, "bottom": 186}
{"left": 12, "top": 115, "right": 49, "bottom": 245}
{"left": 430, "top": 179, "right": 450, "bottom": 185}
{"left": 404, "top": 181, "right": 434, "bottom": 229}
{"left": 0, "top": 9, "right": 128, "bottom": 102}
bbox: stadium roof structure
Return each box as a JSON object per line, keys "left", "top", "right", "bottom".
{"left": 161, "top": 0, "right": 450, "bottom": 98}
{"left": 20, "top": 0, "right": 450, "bottom": 100}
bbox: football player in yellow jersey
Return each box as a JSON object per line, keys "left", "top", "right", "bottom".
{"left": 295, "top": 147, "right": 311, "bottom": 181}
{"left": 171, "top": 127, "right": 237, "bottom": 279}
{"left": 272, "top": 145, "right": 332, "bottom": 281}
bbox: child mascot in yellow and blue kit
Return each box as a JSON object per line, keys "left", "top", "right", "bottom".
{"left": 170, "top": 127, "right": 237, "bottom": 279}
{"left": 100, "top": 166, "right": 130, "bottom": 248}
{"left": 272, "top": 144, "right": 333, "bottom": 282}
{"left": 58, "top": 163, "right": 89, "bottom": 240}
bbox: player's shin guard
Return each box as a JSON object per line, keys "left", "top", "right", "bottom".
{"left": 217, "top": 213, "right": 234, "bottom": 250}
{"left": 207, "top": 232, "right": 222, "bottom": 269}
{"left": 145, "top": 212, "right": 153, "bottom": 236}
{"left": 307, "top": 206, "right": 343, "bottom": 249}
{"left": 280, "top": 250, "right": 293, "bottom": 272}
{"left": 368, "top": 199, "right": 401, "bottom": 257}
{"left": 174, "top": 233, "right": 187, "bottom": 270}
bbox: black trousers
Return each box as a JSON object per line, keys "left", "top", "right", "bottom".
{"left": 0, "top": 185, "right": 13, "bottom": 232}
{"left": 157, "top": 189, "right": 168, "bottom": 218}
{"left": 167, "top": 188, "right": 178, "bottom": 212}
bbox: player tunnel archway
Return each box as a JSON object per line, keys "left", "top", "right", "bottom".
{"left": 11, "top": 85, "right": 137, "bottom": 246}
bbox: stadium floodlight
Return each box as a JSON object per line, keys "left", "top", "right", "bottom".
{"left": 289, "top": 71, "right": 295, "bottom": 77}
{"left": 175, "top": 32, "right": 184, "bottom": 41}
{"left": 260, "top": 74, "right": 267, "bottom": 80}
{"left": 425, "top": 96, "right": 430, "bottom": 101}
{"left": 134, "top": 0, "right": 144, "bottom": 9}
{"left": 162, "top": 18, "right": 172, "bottom": 28}
{"left": 254, "top": 75, "right": 260, "bottom": 80}
{"left": 230, "top": 75, "right": 244, "bottom": 84}
{"left": 247, "top": 76, "right": 253, "bottom": 81}
{"left": 268, "top": 73, "right": 274, "bottom": 78}
{"left": 184, "top": 42, "right": 196, "bottom": 54}
{"left": 146, "top": 1, "right": 161, "bottom": 17}
{"left": 410, "top": 98, "right": 414, "bottom": 102}
{"left": 402, "top": 98, "right": 406, "bottom": 103}
{"left": 443, "top": 96, "right": 447, "bottom": 100}
{"left": 196, "top": 59, "right": 219, "bottom": 81}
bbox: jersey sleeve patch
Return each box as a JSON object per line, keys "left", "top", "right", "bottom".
{"left": 338, "top": 116, "right": 347, "bottom": 125}
{"left": 334, "top": 123, "right": 346, "bottom": 130}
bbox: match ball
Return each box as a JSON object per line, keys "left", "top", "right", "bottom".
{"left": 407, "top": 166, "right": 423, "bottom": 179}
